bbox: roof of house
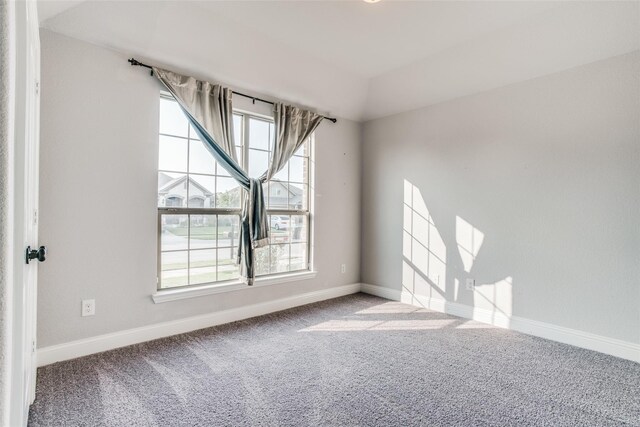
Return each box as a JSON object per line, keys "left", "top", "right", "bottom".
{"left": 158, "top": 174, "right": 213, "bottom": 196}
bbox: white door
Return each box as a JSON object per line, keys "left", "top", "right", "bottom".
{"left": 10, "top": 0, "right": 40, "bottom": 425}
{"left": 23, "top": 0, "right": 40, "bottom": 404}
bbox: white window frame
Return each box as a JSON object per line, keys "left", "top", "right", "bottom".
{"left": 154, "top": 94, "right": 315, "bottom": 302}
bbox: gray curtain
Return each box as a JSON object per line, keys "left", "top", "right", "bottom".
{"left": 154, "top": 68, "right": 323, "bottom": 285}
{"left": 154, "top": 68, "right": 237, "bottom": 163}
{"left": 261, "top": 103, "right": 324, "bottom": 181}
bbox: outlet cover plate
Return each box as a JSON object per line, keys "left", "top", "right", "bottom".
{"left": 82, "top": 299, "right": 95, "bottom": 317}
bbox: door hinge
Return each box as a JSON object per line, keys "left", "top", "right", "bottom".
{"left": 33, "top": 209, "right": 38, "bottom": 226}
{"left": 32, "top": 341, "right": 35, "bottom": 354}
{"left": 35, "top": 81, "right": 39, "bottom": 96}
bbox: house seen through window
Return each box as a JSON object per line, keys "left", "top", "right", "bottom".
{"left": 157, "top": 94, "right": 312, "bottom": 289}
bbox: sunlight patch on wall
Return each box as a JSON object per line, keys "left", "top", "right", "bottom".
{"left": 456, "top": 216, "right": 484, "bottom": 273}
{"left": 401, "top": 181, "right": 514, "bottom": 325}
{"left": 403, "top": 180, "right": 447, "bottom": 297}
{"left": 475, "top": 276, "right": 513, "bottom": 317}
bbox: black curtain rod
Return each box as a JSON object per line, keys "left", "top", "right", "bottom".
{"left": 128, "top": 58, "right": 337, "bottom": 123}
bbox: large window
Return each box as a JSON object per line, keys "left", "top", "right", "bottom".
{"left": 157, "top": 95, "right": 311, "bottom": 289}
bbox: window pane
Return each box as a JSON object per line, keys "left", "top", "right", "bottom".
{"left": 254, "top": 246, "right": 270, "bottom": 276}
{"left": 189, "top": 124, "right": 200, "bottom": 141}
{"left": 291, "top": 215, "right": 307, "bottom": 243}
{"left": 290, "top": 243, "right": 307, "bottom": 272}
{"left": 217, "top": 247, "right": 240, "bottom": 282}
{"left": 289, "top": 156, "right": 306, "bottom": 183}
{"left": 217, "top": 162, "right": 230, "bottom": 177}
{"left": 218, "top": 215, "right": 240, "bottom": 248}
{"left": 159, "top": 135, "right": 187, "bottom": 172}
{"left": 161, "top": 215, "right": 188, "bottom": 251}
{"left": 160, "top": 98, "right": 188, "bottom": 137}
{"left": 189, "top": 175, "right": 215, "bottom": 208}
{"left": 158, "top": 172, "right": 187, "bottom": 208}
{"left": 189, "top": 249, "right": 216, "bottom": 285}
{"left": 190, "top": 215, "right": 216, "bottom": 249}
{"left": 273, "top": 164, "right": 288, "bottom": 182}
{"left": 189, "top": 139, "right": 216, "bottom": 175}
{"left": 249, "top": 149, "right": 268, "bottom": 178}
{"left": 288, "top": 183, "right": 306, "bottom": 210}
{"left": 294, "top": 142, "right": 308, "bottom": 157}
{"left": 268, "top": 181, "right": 288, "bottom": 210}
{"left": 161, "top": 251, "right": 188, "bottom": 288}
{"left": 235, "top": 146, "right": 243, "bottom": 166}
{"left": 233, "top": 115, "right": 243, "bottom": 146}
{"left": 249, "top": 118, "right": 270, "bottom": 150}
{"left": 269, "top": 215, "right": 290, "bottom": 244}
{"left": 272, "top": 244, "right": 290, "bottom": 273}
{"left": 216, "top": 177, "right": 241, "bottom": 208}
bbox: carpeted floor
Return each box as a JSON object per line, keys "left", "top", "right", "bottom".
{"left": 29, "top": 293, "right": 639, "bottom": 426}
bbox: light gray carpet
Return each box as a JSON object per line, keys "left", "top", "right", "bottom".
{"left": 29, "top": 293, "right": 639, "bottom": 426}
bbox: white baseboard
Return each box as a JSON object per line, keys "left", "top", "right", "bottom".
{"left": 38, "top": 282, "right": 640, "bottom": 366}
{"left": 361, "top": 283, "right": 640, "bottom": 363}
{"left": 37, "top": 283, "right": 362, "bottom": 367}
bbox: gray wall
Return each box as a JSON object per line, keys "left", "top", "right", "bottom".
{"left": 38, "top": 28, "right": 640, "bottom": 349}
{"left": 38, "top": 30, "right": 361, "bottom": 348}
{"left": 361, "top": 51, "right": 640, "bottom": 344}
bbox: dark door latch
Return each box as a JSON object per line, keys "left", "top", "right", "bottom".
{"left": 26, "top": 246, "right": 46, "bottom": 264}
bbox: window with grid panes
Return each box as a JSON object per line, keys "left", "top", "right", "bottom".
{"left": 157, "top": 94, "right": 311, "bottom": 289}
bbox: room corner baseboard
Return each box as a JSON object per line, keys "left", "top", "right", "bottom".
{"left": 360, "top": 283, "right": 640, "bottom": 363}
{"left": 37, "top": 283, "right": 362, "bottom": 367}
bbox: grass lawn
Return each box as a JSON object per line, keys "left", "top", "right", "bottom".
{"left": 162, "top": 258, "right": 235, "bottom": 271}
{"left": 166, "top": 226, "right": 235, "bottom": 240}
{"left": 161, "top": 269, "right": 240, "bottom": 288}
{"left": 167, "top": 225, "right": 289, "bottom": 241}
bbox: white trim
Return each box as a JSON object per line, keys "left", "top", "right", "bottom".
{"left": 361, "top": 283, "right": 640, "bottom": 363}
{"left": 360, "top": 283, "right": 400, "bottom": 301}
{"left": 37, "top": 282, "right": 360, "bottom": 367}
{"left": 152, "top": 271, "right": 317, "bottom": 303}
{"left": 38, "top": 282, "right": 639, "bottom": 368}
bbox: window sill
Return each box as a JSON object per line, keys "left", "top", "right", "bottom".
{"left": 151, "top": 271, "right": 317, "bottom": 304}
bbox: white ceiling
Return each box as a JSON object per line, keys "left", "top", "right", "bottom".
{"left": 39, "top": 0, "right": 640, "bottom": 122}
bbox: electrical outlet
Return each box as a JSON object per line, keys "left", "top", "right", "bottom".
{"left": 465, "top": 279, "right": 475, "bottom": 291}
{"left": 81, "top": 299, "right": 95, "bottom": 317}
{"left": 341, "top": 264, "right": 346, "bottom": 274}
